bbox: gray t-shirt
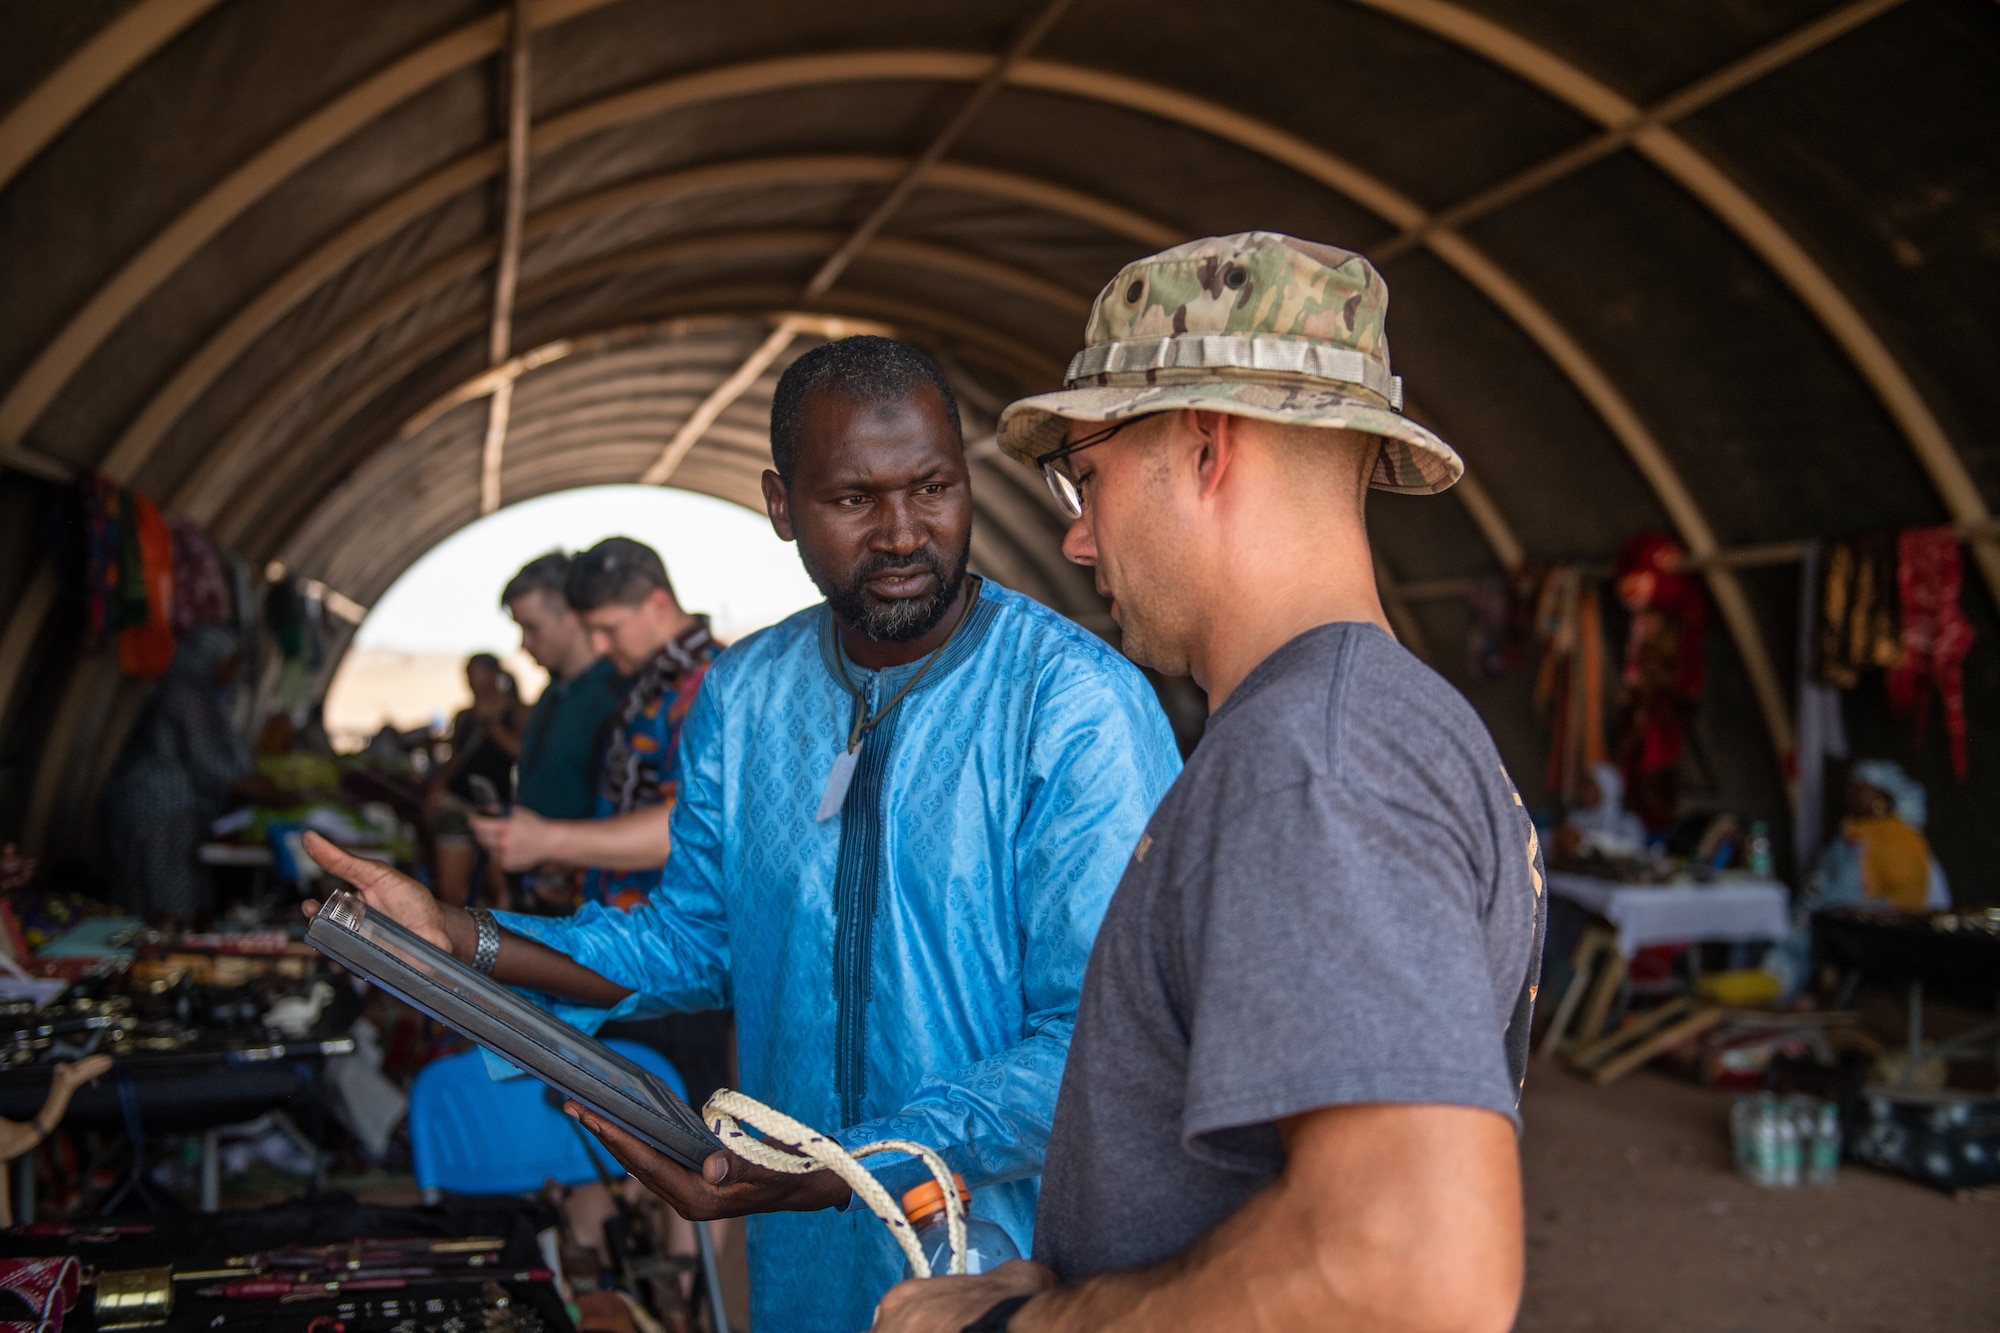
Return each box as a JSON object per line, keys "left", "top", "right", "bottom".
{"left": 1033, "top": 622, "right": 1545, "bottom": 1280}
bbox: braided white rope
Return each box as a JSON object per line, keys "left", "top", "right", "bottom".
{"left": 702, "top": 1088, "right": 966, "bottom": 1278}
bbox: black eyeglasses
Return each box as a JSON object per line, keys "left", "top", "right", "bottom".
{"left": 1034, "top": 419, "right": 1137, "bottom": 519}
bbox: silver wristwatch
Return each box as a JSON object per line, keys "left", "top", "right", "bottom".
{"left": 468, "top": 907, "right": 500, "bottom": 974}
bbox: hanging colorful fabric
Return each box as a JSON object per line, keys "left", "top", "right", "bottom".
{"left": 169, "top": 519, "right": 230, "bottom": 630}
{"left": 1613, "top": 533, "right": 1706, "bottom": 833}
{"left": 117, "top": 494, "right": 177, "bottom": 678}
{"left": 1467, "top": 575, "right": 1509, "bottom": 679}
{"left": 1814, "top": 534, "right": 1901, "bottom": 688}
{"left": 80, "top": 477, "right": 119, "bottom": 654}
{"left": 1531, "top": 565, "right": 1607, "bottom": 804}
{"left": 1886, "top": 526, "right": 1973, "bottom": 778}
{"left": 114, "top": 489, "right": 150, "bottom": 632}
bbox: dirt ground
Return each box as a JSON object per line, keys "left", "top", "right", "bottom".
{"left": 1517, "top": 1066, "right": 2000, "bottom": 1332}
{"left": 234, "top": 1058, "right": 1999, "bottom": 1332}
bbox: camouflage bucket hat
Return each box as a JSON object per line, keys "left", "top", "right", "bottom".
{"left": 998, "top": 232, "right": 1462, "bottom": 495}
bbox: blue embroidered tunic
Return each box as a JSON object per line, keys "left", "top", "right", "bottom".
{"left": 496, "top": 580, "right": 1180, "bottom": 1331}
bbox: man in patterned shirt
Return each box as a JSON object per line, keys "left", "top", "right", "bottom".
{"left": 473, "top": 536, "right": 713, "bottom": 909}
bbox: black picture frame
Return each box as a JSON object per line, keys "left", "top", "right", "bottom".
{"left": 305, "top": 887, "right": 723, "bottom": 1170}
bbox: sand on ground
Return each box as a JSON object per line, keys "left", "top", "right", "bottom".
{"left": 1519, "top": 1066, "right": 2000, "bottom": 1332}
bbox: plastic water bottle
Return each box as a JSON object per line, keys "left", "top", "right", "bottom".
{"left": 1808, "top": 1100, "right": 1842, "bottom": 1186}
{"left": 1747, "top": 1093, "right": 1780, "bottom": 1186}
{"left": 1774, "top": 1103, "right": 1802, "bottom": 1187}
{"left": 1730, "top": 1097, "right": 1759, "bottom": 1183}
{"left": 1748, "top": 821, "right": 1774, "bottom": 879}
{"left": 901, "top": 1174, "right": 1021, "bottom": 1279}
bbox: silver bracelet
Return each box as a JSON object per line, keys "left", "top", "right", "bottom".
{"left": 469, "top": 908, "right": 500, "bottom": 974}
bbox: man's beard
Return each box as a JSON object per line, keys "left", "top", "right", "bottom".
{"left": 1110, "top": 596, "right": 1190, "bottom": 679}
{"left": 801, "top": 540, "right": 970, "bottom": 643}
{"left": 1102, "top": 549, "right": 1197, "bottom": 680}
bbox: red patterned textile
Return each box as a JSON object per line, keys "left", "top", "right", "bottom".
{"left": 1887, "top": 526, "right": 1974, "bottom": 778}
{"left": 1614, "top": 534, "right": 1707, "bottom": 832}
{"left": 0, "top": 1256, "right": 80, "bottom": 1333}
{"left": 117, "top": 493, "right": 177, "bottom": 678}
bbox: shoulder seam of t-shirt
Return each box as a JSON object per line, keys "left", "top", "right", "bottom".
{"left": 1324, "top": 629, "right": 1506, "bottom": 819}
{"left": 1190, "top": 626, "right": 1361, "bottom": 794}
{"left": 1208, "top": 620, "right": 1376, "bottom": 728}
{"left": 1321, "top": 621, "right": 1363, "bottom": 785}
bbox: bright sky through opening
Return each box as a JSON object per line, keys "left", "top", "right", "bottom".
{"left": 355, "top": 486, "right": 821, "bottom": 653}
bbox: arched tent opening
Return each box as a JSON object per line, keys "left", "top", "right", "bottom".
{"left": 319, "top": 483, "right": 832, "bottom": 747}
{"left": 1, "top": 0, "right": 1996, "bottom": 899}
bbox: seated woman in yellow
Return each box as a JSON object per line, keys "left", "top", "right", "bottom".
{"left": 1765, "top": 760, "right": 1950, "bottom": 995}
{"left": 1835, "top": 760, "right": 1940, "bottom": 910}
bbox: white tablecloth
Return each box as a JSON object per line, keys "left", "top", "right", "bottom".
{"left": 1546, "top": 872, "right": 1791, "bottom": 957}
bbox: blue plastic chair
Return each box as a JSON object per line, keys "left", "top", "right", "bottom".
{"left": 408, "top": 1039, "right": 683, "bottom": 1196}
{"left": 408, "top": 1039, "right": 730, "bottom": 1332}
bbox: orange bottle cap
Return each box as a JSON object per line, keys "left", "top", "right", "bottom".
{"left": 899, "top": 1173, "right": 971, "bottom": 1225}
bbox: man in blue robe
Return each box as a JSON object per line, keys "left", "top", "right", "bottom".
{"left": 305, "top": 336, "right": 1179, "bottom": 1331}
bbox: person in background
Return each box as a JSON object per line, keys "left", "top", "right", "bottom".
{"left": 95, "top": 623, "right": 253, "bottom": 918}
{"left": 428, "top": 652, "right": 528, "bottom": 907}
{"left": 0, "top": 1052, "right": 112, "bottom": 1226}
{"left": 1829, "top": 760, "right": 1951, "bottom": 911}
{"left": 1763, "top": 758, "right": 1951, "bottom": 996}
{"left": 501, "top": 552, "right": 623, "bottom": 913}
{"left": 473, "top": 539, "right": 714, "bottom": 910}
{"left": 475, "top": 538, "right": 734, "bottom": 1112}
{"left": 876, "top": 234, "right": 1538, "bottom": 1333}
{"left": 1555, "top": 762, "right": 1648, "bottom": 861}
{"left": 0, "top": 845, "right": 34, "bottom": 893}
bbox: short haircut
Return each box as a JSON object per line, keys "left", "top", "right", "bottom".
{"left": 565, "top": 537, "right": 674, "bottom": 611}
{"left": 467, "top": 652, "right": 502, "bottom": 674}
{"left": 501, "top": 551, "right": 571, "bottom": 607}
{"left": 768, "top": 335, "right": 961, "bottom": 487}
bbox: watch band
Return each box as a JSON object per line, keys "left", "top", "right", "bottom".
{"left": 960, "top": 1295, "right": 1033, "bottom": 1333}
{"left": 469, "top": 908, "right": 500, "bottom": 974}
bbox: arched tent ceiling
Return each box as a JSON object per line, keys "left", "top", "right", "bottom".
{"left": 3, "top": 0, "right": 1998, "bottom": 870}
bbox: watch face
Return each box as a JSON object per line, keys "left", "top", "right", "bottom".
{"left": 306, "top": 888, "right": 722, "bottom": 1169}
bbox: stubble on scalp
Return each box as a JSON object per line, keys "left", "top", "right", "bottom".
{"left": 1268, "top": 422, "right": 1379, "bottom": 517}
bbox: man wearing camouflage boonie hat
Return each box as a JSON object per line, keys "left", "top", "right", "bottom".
{"left": 874, "top": 234, "right": 1541, "bottom": 1333}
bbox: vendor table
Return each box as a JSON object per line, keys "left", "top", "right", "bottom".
{"left": 0, "top": 1196, "right": 565, "bottom": 1333}
{"left": 1814, "top": 909, "right": 2000, "bottom": 1085}
{"left": 1540, "top": 873, "right": 1793, "bottom": 1060}
{"left": 198, "top": 842, "right": 276, "bottom": 867}
{"left": 0, "top": 1038, "right": 353, "bottom": 1216}
{"left": 1546, "top": 872, "right": 1791, "bottom": 957}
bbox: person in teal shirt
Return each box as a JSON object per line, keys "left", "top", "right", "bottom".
{"left": 501, "top": 553, "right": 620, "bottom": 911}
{"left": 505, "top": 552, "right": 622, "bottom": 822}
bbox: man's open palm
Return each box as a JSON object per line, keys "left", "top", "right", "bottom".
{"left": 300, "top": 830, "right": 453, "bottom": 953}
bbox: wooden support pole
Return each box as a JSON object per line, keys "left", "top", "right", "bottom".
{"left": 644, "top": 0, "right": 1077, "bottom": 489}
{"left": 1397, "top": 516, "right": 2000, "bottom": 604}
{"left": 478, "top": 0, "right": 533, "bottom": 515}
